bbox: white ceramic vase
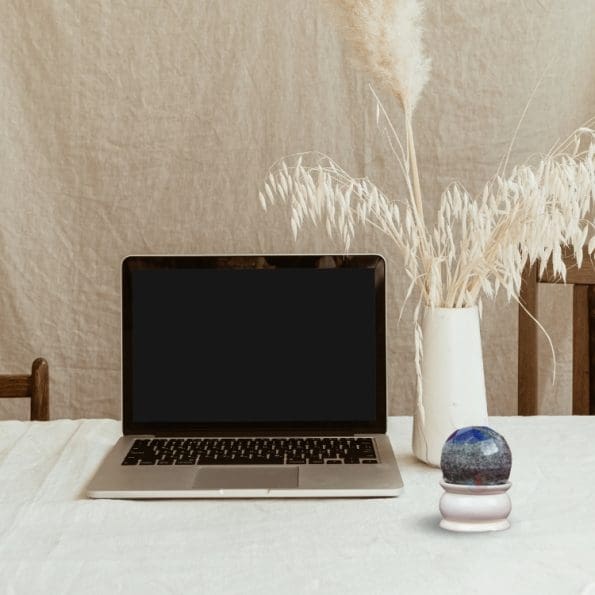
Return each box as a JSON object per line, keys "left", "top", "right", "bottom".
{"left": 412, "top": 306, "right": 489, "bottom": 466}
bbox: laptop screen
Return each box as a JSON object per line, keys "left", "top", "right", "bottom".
{"left": 123, "top": 256, "right": 386, "bottom": 434}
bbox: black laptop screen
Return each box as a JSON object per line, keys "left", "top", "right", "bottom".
{"left": 125, "top": 256, "right": 384, "bottom": 431}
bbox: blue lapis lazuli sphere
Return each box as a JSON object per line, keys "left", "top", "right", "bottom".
{"left": 440, "top": 426, "right": 512, "bottom": 486}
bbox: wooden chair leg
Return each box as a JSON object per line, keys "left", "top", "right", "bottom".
{"left": 518, "top": 263, "right": 538, "bottom": 415}
{"left": 572, "top": 285, "right": 590, "bottom": 415}
{"left": 30, "top": 358, "right": 49, "bottom": 421}
{"left": 590, "top": 286, "right": 595, "bottom": 415}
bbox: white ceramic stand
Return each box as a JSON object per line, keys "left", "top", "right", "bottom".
{"left": 439, "top": 480, "right": 512, "bottom": 532}
{"left": 412, "top": 306, "right": 489, "bottom": 466}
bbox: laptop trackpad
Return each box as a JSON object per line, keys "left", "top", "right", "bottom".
{"left": 194, "top": 467, "right": 299, "bottom": 490}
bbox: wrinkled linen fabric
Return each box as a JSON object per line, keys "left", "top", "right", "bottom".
{"left": 0, "top": 417, "right": 594, "bottom": 594}
{"left": 0, "top": 1, "right": 594, "bottom": 419}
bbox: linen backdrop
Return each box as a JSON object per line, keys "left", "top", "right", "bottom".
{"left": 0, "top": 0, "right": 594, "bottom": 420}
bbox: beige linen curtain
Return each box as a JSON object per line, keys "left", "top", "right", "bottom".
{"left": 0, "top": 0, "right": 594, "bottom": 420}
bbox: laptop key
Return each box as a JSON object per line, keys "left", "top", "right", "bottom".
{"left": 362, "top": 460, "right": 378, "bottom": 464}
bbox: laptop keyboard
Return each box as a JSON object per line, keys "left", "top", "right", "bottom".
{"left": 122, "top": 437, "right": 378, "bottom": 465}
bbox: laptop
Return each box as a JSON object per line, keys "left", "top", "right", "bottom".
{"left": 87, "top": 254, "right": 404, "bottom": 498}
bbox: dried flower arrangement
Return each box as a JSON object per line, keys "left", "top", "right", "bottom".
{"left": 258, "top": 0, "right": 595, "bottom": 395}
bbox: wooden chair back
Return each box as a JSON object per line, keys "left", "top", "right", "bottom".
{"left": 0, "top": 358, "right": 50, "bottom": 420}
{"left": 518, "top": 248, "right": 595, "bottom": 415}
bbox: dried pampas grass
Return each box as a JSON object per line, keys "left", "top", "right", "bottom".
{"left": 260, "top": 0, "right": 595, "bottom": 312}
{"left": 326, "top": 0, "right": 431, "bottom": 259}
{"left": 258, "top": 0, "right": 595, "bottom": 396}
{"left": 327, "top": 0, "right": 431, "bottom": 114}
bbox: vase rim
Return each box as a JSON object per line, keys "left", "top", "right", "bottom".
{"left": 423, "top": 305, "right": 478, "bottom": 311}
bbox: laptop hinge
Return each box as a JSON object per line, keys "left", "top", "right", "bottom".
{"left": 150, "top": 431, "right": 359, "bottom": 438}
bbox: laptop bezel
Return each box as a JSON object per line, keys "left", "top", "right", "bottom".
{"left": 121, "top": 254, "right": 387, "bottom": 436}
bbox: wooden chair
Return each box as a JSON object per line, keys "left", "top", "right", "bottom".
{"left": 518, "top": 248, "right": 595, "bottom": 415}
{"left": 0, "top": 358, "right": 50, "bottom": 420}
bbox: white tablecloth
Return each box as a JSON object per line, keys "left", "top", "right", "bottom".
{"left": 1, "top": 417, "right": 594, "bottom": 595}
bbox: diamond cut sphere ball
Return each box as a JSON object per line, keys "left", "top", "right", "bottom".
{"left": 440, "top": 426, "right": 512, "bottom": 486}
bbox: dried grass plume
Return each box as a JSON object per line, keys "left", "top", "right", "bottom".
{"left": 327, "top": 0, "right": 431, "bottom": 113}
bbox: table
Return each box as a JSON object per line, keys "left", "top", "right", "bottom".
{"left": 1, "top": 417, "right": 594, "bottom": 594}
